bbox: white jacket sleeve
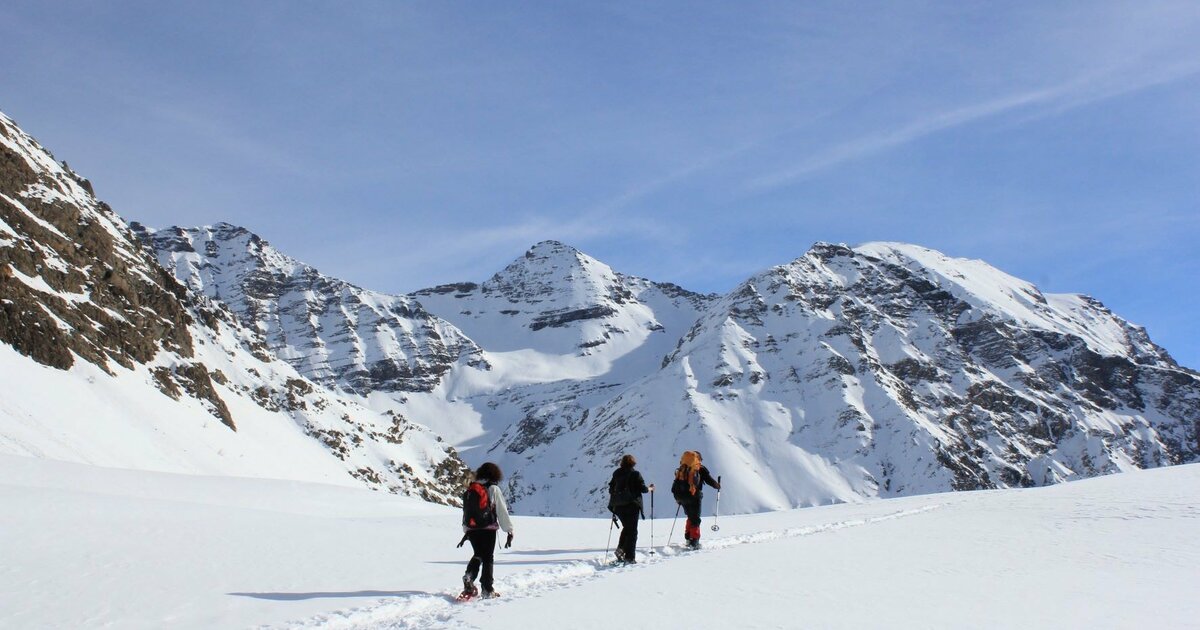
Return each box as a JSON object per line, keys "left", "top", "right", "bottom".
{"left": 489, "top": 484, "right": 514, "bottom": 534}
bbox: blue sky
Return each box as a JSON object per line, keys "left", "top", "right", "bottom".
{"left": 2, "top": 1, "right": 1197, "bottom": 368}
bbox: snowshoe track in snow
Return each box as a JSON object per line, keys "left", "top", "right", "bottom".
{"left": 271, "top": 505, "right": 940, "bottom": 629}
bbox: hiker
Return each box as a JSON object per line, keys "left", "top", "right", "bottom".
{"left": 672, "top": 450, "right": 720, "bottom": 549}
{"left": 608, "top": 454, "right": 653, "bottom": 563}
{"left": 459, "top": 462, "right": 514, "bottom": 600}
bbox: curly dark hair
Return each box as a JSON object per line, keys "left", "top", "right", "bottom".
{"left": 475, "top": 462, "right": 503, "bottom": 482}
{"left": 619, "top": 454, "right": 637, "bottom": 469}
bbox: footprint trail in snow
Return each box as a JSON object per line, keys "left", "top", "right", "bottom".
{"left": 273, "top": 504, "right": 941, "bottom": 630}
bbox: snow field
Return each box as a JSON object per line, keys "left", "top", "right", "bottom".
{"left": 3, "top": 454, "right": 1197, "bottom": 629}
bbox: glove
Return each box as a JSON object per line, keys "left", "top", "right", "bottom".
{"left": 505, "top": 532, "right": 514, "bottom": 549}
{"left": 456, "top": 533, "right": 468, "bottom": 548}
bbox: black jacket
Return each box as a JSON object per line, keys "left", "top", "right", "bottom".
{"left": 609, "top": 466, "right": 649, "bottom": 510}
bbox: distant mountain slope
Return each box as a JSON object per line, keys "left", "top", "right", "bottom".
{"left": 568, "top": 242, "right": 1200, "bottom": 513}
{"left": 142, "top": 231, "right": 1200, "bottom": 517}
{"left": 135, "top": 222, "right": 488, "bottom": 394}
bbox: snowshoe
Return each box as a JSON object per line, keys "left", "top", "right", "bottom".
{"left": 481, "top": 589, "right": 500, "bottom": 599}
{"left": 456, "top": 574, "right": 478, "bottom": 602}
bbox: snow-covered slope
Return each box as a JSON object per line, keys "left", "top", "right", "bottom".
{"left": 0, "top": 111, "right": 469, "bottom": 502}
{"left": 3, "top": 454, "right": 1196, "bottom": 629}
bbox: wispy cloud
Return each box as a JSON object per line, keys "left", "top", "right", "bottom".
{"left": 131, "top": 99, "right": 317, "bottom": 178}
{"left": 746, "top": 62, "right": 1200, "bottom": 192}
{"left": 327, "top": 210, "right": 684, "bottom": 292}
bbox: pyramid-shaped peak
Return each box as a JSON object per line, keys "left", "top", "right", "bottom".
{"left": 520, "top": 240, "right": 594, "bottom": 264}
{"left": 209, "top": 221, "right": 251, "bottom": 234}
{"left": 479, "top": 240, "right": 622, "bottom": 305}
{"left": 499, "top": 240, "right": 608, "bottom": 273}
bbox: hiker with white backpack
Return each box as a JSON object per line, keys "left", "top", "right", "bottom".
{"left": 457, "top": 462, "right": 514, "bottom": 600}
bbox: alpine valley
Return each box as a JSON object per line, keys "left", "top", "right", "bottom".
{"left": 2, "top": 111, "right": 1198, "bottom": 517}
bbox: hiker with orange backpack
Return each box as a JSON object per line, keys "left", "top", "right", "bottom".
{"left": 671, "top": 450, "right": 720, "bottom": 549}
{"left": 458, "top": 462, "right": 514, "bottom": 600}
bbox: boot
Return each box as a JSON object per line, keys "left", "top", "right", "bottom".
{"left": 461, "top": 574, "right": 478, "bottom": 597}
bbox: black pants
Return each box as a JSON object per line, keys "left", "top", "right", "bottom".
{"left": 465, "top": 529, "right": 498, "bottom": 590}
{"left": 614, "top": 504, "right": 641, "bottom": 560}
{"left": 681, "top": 499, "right": 702, "bottom": 541}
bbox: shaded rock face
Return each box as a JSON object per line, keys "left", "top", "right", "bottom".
{"left": 135, "top": 223, "right": 487, "bottom": 395}
{"left": 0, "top": 113, "right": 233, "bottom": 429}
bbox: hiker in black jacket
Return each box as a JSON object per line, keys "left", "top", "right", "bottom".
{"left": 608, "top": 454, "right": 653, "bottom": 563}
{"left": 673, "top": 450, "right": 720, "bottom": 549}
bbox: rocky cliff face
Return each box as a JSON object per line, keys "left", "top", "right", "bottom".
{"left": 135, "top": 222, "right": 488, "bottom": 395}
{"left": 0, "top": 112, "right": 233, "bottom": 427}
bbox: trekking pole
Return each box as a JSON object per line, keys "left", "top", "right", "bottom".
{"left": 711, "top": 476, "right": 722, "bottom": 532}
{"left": 648, "top": 488, "right": 656, "bottom": 555}
{"left": 605, "top": 511, "right": 618, "bottom": 562}
{"left": 665, "top": 503, "right": 681, "bottom": 547}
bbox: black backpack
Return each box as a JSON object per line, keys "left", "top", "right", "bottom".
{"left": 607, "top": 468, "right": 636, "bottom": 510}
{"left": 462, "top": 481, "right": 497, "bottom": 529}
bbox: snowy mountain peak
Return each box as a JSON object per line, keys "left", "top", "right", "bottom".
{"left": 412, "top": 241, "right": 717, "bottom": 362}
{"left": 480, "top": 240, "right": 624, "bottom": 309}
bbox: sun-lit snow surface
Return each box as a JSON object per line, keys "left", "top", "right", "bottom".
{"left": 2, "top": 454, "right": 1196, "bottom": 629}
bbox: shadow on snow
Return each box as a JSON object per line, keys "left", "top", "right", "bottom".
{"left": 228, "top": 590, "right": 441, "bottom": 601}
